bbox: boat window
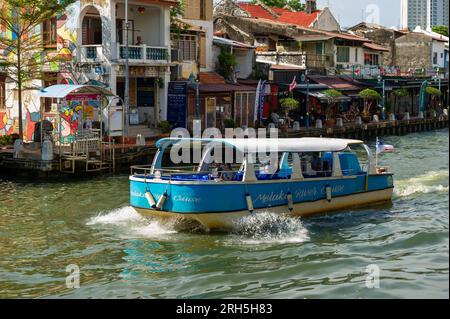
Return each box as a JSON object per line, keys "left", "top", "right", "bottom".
{"left": 300, "top": 152, "right": 333, "bottom": 178}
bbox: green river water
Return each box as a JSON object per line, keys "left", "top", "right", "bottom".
{"left": 0, "top": 129, "right": 448, "bottom": 298}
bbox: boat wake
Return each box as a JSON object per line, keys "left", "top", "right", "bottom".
{"left": 394, "top": 170, "right": 449, "bottom": 198}
{"left": 87, "top": 206, "right": 177, "bottom": 238}
{"left": 230, "top": 212, "right": 310, "bottom": 245}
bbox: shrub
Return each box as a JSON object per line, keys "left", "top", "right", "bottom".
{"left": 426, "top": 87, "right": 442, "bottom": 96}
{"left": 157, "top": 121, "right": 172, "bottom": 134}
{"left": 358, "top": 88, "right": 381, "bottom": 100}
{"left": 280, "top": 97, "right": 299, "bottom": 113}
{"left": 223, "top": 118, "right": 236, "bottom": 128}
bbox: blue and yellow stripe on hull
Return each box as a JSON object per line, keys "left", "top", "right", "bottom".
{"left": 130, "top": 174, "right": 394, "bottom": 230}
{"left": 134, "top": 188, "right": 393, "bottom": 230}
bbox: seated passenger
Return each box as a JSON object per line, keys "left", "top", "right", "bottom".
{"left": 218, "top": 163, "right": 235, "bottom": 181}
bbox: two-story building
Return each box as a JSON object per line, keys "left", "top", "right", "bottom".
{"left": 0, "top": 0, "right": 176, "bottom": 139}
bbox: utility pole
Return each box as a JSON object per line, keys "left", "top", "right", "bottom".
{"left": 124, "top": 0, "right": 130, "bottom": 135}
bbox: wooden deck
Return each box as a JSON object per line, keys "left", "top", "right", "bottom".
{"left": 0, "top": 116, "right": 448, "bottom": 177}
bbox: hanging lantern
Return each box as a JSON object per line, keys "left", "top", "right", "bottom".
{"left": 137, "top": 7, "right": 145, "bottom": 14}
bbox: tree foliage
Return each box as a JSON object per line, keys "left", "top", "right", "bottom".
{"left": 425, "top": 87, "right": 442, "bottom": 96}
{"left": 252, "top": 0, "right": 305, "bottom": 11}
{"left": 432, "top": 25, "right": 448, "bottom": 37}
{"left": 358, "top": 88, "right": 381, "bottom": 100}
{"left": 322, "top": 89, "right": 342, "bottom": 100}
{"left": 216, "top": 45, "right": 237, "bottom": 80}
{"left": 393, "top": 88, "right": 409, "bottom": 97}
{"left": 280, "top": 97, "right": 299, "bottom": 112}
{"left": 0, "top": 0, "right": 75, "bottom": 138}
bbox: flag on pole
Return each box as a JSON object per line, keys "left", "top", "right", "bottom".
{"left": 253, "top": 80, "right": 261, "bottom": 123}
{"left": 259, "top": 80, "right": 267, "bottom": 121}
{"left": 289, "top": 76, "right": 297, "bottom": 92}
{"left": 376, "top": 137, "right": 394, "bottom": 154}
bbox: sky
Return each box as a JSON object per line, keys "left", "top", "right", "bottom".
{"left": 316, "top": 0, "right": 401, "bottom": 29}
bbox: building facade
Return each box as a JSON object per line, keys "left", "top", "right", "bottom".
{"left": 0, "top": 0, "right": 177, "bottom": 138}
{"left": 401, "top": 0, "right": 449, "bottom": 30}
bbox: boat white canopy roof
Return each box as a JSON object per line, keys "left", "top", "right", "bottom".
{"left": 156, "top": 137, "right": 363, "bottom": 153}
{"left": 37, "top": 84, "right": 116, "bottom": 99}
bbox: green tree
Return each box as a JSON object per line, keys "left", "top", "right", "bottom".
{"left": 432, "top": 25, "right": 448, "bottom": 37}
{"left": 358, "top": 88, "right": 381, "bottom": 117}
{"left": 0, "top": 0, "right": 74, "bottom": 139}
{"left": 322, "top": 89, "right": 343, "bottom": 119}
{"left": 280, "top": 97, "right": 299, "bottom": 118}
{"left": 252, "top": 0, "right": 305, "bottom": 11}
{"left": 216, "top": 45, "right": 237, "bottom": 80}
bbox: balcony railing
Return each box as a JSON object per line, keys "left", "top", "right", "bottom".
{"left": 79, "top": 45, "right": 104, "bottom": 63}
{"left": 117, "top": 44, "right": 169, "bottom": 63}
{"left": 255, "top": 51, "right": 307, "bottom": 68}
{"left": 306, "top": 54, "right": 333, "bottom": 69}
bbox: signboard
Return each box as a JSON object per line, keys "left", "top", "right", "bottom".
{"left": 167, "top": 81, "right": 188, "bottom": 129}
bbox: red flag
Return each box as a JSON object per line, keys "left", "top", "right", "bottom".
{"left": 289, "top": 76, "right": 297, "bottom": 92}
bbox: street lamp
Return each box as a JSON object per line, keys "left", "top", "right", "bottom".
{"left": 377, "top": 75, "right": 385, "bottom": 121}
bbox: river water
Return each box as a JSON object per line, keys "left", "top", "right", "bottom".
{"left": 0, "top": 129, "right": 448, "bottom": 298}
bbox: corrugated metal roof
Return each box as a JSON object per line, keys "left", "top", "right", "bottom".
{"left": 363, "top": 42, "right": 390, "bottom": 52}
{"left": 37, "top": 85, "right": 116, "bottom": 99}
{"left": 213, "top": 36, "right": 255, "bottom": 49}
{"left": 196, "top": 83, "right": 256, "bottom": 93}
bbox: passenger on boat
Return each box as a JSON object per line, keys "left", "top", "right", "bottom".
{"left": 219, "top": 163, "right": 234, "bottom": 181}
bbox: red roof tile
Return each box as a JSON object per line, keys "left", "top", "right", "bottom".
{"left": 199, "top": 72, "right": 226, "bottom": 84}
{"left": 238, "top": 3, "right": 277, "bottom": 20}
{"left": 278, "top": 11, "right": 320, "bottom": 27}
{"left": 272, "top": 7, "right": 292, "bottom": 15}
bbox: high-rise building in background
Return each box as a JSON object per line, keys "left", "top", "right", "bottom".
{"left": 401, "top": 0, "right": 449, "bottom": 30}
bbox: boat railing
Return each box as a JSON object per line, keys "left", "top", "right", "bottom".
{"left": 131, "top": 165, "right": 199, "bottom": 176}
{"left": 131, "top": 165, "right": 369, "bottom": 181}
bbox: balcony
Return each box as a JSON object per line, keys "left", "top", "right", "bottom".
{"left": 255, "top": 51, "right": 307, "bottom": 69}
{"left": 306, "top": 54, "right": 333, "bottom": 69}
{"left": 79, "top": 45, "right": 104, "bottom": 63}
{"left": 115, "top": 44, "right": 170, "bottom": 64}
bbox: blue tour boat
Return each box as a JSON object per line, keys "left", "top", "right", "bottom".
{"left": 130, "top": 138, "right": 394, "bottom": 230}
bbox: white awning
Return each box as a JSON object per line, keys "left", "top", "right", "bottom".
{"left": 156, "top": 137, "right": 363, "bottom": 153}
{"left": 37, "top": 84, "right": 116, "bottom": 99}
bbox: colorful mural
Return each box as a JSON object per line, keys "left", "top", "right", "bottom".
{"left": 0, "top": 1, "right": 82, "bottom": 139}
{"left": 59, "top": 93, "right": 101, "bottom": 142}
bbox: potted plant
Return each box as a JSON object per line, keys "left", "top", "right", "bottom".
{"left": 358, "top": 88, "right": 381, "bottom": 122}
{"left": 223, "top": 118, "right": 236, "bottom": 129}
{"left": 157, "top": 120, "right": 172, "bottom": 137}
{"left": 392, "top": 88, "right": 408, "bottom": 116}
{"left": 425, "top": 86, "right": 442, "bottom": 116}
{"left": 321, "top": 89, "right": 343, "bottom": 127}
{"left": 279, "top": 97, "right": 299, "bottom": 134}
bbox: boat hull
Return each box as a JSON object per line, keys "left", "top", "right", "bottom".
{"left": 130, "top": 174, "right": 394, "bottom": 230}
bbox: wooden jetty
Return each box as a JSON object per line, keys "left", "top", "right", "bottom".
{"left": 0, "top": 116, "right": 447, "bottom": 177}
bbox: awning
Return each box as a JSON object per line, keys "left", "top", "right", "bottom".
{"left": 156, "top": 137, "right": 363, "bottom": 153}
{"left": 304, "top": 91, "right": 351, "bottom": 103}
{"left": 213, "top": 36, "right": 255, "bottom": 49}
{"left": 308, "top": 75, "right": 363, "bottom": 91}
{"left": 194, "top": 83, "right": 256, "bottom": 93}
{"left": 37, "top": 84, "right": 116, "bottom": 99}
{"left": 363, "top": 42, "right": 390, "bottom": 52}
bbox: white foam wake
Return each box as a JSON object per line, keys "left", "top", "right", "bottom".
{"left": 230, "top": 212, "right": 309, "bottom": 245}
{"left": 87, "top": 206, "right": 177, "bottom": 238}
{"left": 394, "top": 170, "right": 449, "bottom": 198}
